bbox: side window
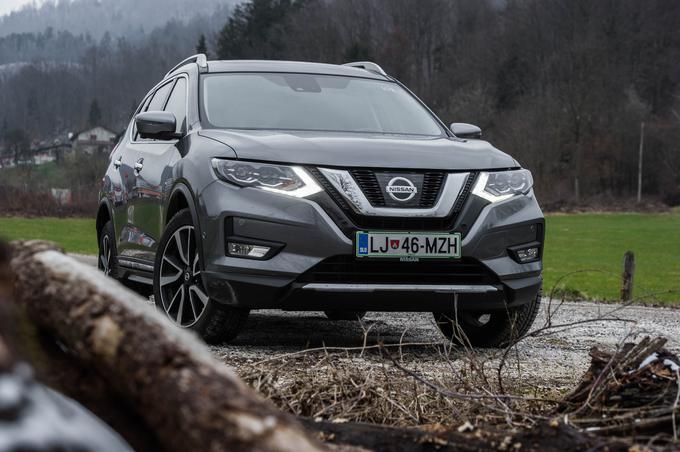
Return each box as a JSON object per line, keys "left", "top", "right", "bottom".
{"left": 147, "top": 81, "right": 173, "bottom": 111}
{"left": 164, "top": 78, "right": 187, "bottom": 134}
{"left": 132, "top": 96, "right": 153, "bottom": 141}
{"left": 135, "top": 81, "right": 173, "bottom": 142}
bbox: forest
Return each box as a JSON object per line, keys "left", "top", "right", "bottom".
{"left": 1, "top": 0, "right": 679, "bottom": 205}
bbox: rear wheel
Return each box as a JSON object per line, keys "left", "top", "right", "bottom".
{"left": 154, "top": 209, "right": 249, "bottom": 343}
{"left": 98, "top": 221, "right": 116, "bottom": 277}
{"left": 433, "top": 292, "right": 540, "bottom": 348}
{"left": 324, "top": 310, "right": 367, "bottom": 321}
{"left": 98, "top": 220, "right": 153, "bottom": 297}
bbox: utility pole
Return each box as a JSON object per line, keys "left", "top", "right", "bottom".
{"left": 637, "top": 122, "right": 644, "bottom": 203}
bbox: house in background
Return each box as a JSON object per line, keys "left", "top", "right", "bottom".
{"left": 70, "top": 126, "right": 118, "bottom": 154}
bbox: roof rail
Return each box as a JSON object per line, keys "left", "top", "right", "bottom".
{"left": 342, "top": 61, "right": 387, "bottom": 76}
{"left": 165, "top": 54, "right": 208, "bottom": 78}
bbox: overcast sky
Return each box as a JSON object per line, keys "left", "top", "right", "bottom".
{"left": 0, "top": 0, "right": 44, "bottom": 17}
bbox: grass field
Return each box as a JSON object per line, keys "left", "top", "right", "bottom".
{"left": 543, "top": 213, "right": 680, "bottom": 303}
{"left": 1, "top": 213, "right": 678, "bottom": 303}
{"left": 0, "top": 217, "right": 96, "bottom": 255}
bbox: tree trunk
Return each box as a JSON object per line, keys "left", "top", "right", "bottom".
{"left": 9, "top": 240, "right": 323, "bottom": 452}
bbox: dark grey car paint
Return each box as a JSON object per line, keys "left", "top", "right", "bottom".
{"left": 98, "top": 59, "right": 543, "bottom": 311}
{"left": 198, "top": 129, "right": 519, "bottom": 170}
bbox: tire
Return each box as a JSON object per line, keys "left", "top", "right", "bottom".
{"left": 98, "top": 220, "right": 117, "bottom": 277}
{"left": 153, "top": 209, "right": 249, "bottom": 344}
{"left": 433, "top": 291, "right": 541, "bottom": 348}
{"left": 324, "top": 310, "right": 367, "bottom": 321}
{"left": 98, "top": 220, "right": 153, "bottom": 297}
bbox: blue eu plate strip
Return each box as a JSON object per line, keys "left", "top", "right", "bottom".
{"left": 357, "top": 232, "right": 369, "bottom": 255}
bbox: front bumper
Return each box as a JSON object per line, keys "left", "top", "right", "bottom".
{"left": 197, "top": 179, "right": 544, "bottom": 312}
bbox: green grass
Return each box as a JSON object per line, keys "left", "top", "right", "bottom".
{"left": 0, "top": 217, "right": 96, "bottom": 255}
{"left": 544, "top": 213, "right": 680, "bottom": 304}
{"left": 1, "top": 213, "right": 679, "bottom": 303}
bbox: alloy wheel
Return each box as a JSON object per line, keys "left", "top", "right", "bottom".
{"left": 99, "top": 235, "right": 112, "bottom": 276}
{"left": 158, "top": 225, "right": 209, "bottom": 327}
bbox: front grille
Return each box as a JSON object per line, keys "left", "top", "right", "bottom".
{"left": 349, "top": 169, "right": 445, "bottom": 208}
{"left": 297, "top": 255, "right": 498, "bottom": 285}
{"left": 308, "top": 167, "right": 478, "bottom": 232}
{"left": 349, "top": 169, "right": 385, "bottom": 206}
{"left": 420, "top": 172, "right": 446, "bottom": 207}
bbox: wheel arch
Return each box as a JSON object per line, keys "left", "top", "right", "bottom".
{"left": 164, "top": 181, "right": 204, "bottom": 264}
{"left": 165, "top": 182, "right": 200, "bottom": 226}
{"left": 96, "top": 199, "right": 113, "bottom": 241}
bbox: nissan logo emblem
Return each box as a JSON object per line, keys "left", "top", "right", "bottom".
{"left": 385, "top": 176, "right": 417, "bottom": 202}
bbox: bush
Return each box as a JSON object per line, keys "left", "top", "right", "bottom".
{"left": 0, "top": 185, "right": 97, "bottom": 217}
{"left": 662, "top": 189, "right": 680, "bottom": 207}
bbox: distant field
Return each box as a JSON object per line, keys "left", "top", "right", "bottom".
{"left": 1, "top": 213, "right": 678, "bottom": 303}
{"left": 543, "top": 213, "right": 680, "bottom": 304}
{"left": 0, "top": 217, "right": 96, "bottom": 255}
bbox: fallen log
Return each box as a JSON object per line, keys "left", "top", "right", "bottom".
{"left": 9, "top": 240, "right": 323, "bottom": 452}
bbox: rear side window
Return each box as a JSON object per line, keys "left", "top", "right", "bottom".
{"left": 147, "top": 81, "right": 173, "bottom": 111}
{"left": 164, "top": 78, "right": 187, "bottom": 134}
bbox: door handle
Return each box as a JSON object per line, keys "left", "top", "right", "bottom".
{"left": 134, "top": 159, "right": 144, "bottom": 173}
{"left": 113, "top": 156, "right": 122, "bottom": 168}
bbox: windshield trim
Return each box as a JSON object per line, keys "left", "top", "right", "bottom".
{"left": 198, "top": 71, "right": 448, "bottom": 138}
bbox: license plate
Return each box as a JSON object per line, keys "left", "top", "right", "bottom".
{"left": 355, "top": 231, "right": 461, "bottom": 259}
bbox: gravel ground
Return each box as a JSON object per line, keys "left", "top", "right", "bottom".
{"left": 70, "top": 253, "right": 680, "bottom": 391}
{"left": 211, "top": 300, "right": 680, "bottom": 391}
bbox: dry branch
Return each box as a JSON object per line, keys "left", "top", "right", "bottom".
{"left": 561, "top": 336, "right": 680, "bottom": 441}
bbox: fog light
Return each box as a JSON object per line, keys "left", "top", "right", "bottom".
{"left": 227, "top": 242, "right": 271, "bottom": 259}
{"left": 515, "top": 246, "right": 539, "bottom": 263}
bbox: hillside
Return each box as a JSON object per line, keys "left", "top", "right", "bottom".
{"left": 0, "top": 0, "right": 239, "bottom": 40}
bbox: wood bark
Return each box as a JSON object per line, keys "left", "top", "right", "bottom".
{"left": 620, "top": 251, "right": 635, "bottom": 302}
{"left": 9, "top": 240, "right": 323, "bottom": 452}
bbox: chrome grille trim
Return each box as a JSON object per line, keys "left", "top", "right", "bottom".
{"left": 317, "top": 168, "right": 469, "bottom": 218}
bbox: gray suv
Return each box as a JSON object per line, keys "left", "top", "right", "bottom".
{"left": 97, "top": 55, "right": 544, "bottom": 347}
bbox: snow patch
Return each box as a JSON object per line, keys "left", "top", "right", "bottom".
{"left": 663, "top": 359, "right": 680, "bottom": 373}
{"left": 638, "top": 353, "right": 659, "bottom": 370}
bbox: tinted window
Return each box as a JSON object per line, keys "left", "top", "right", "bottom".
{"left": 147, "top": 81, "right": 173, "bottom": 111}
{"left": 164, "top": 78, "right": 187, "bottom": 134}
{"left": 201, "top": 73, "right": 443, "bottom": 136}
{"left": 132, "top": 96, "right": 153, "bottom": 140}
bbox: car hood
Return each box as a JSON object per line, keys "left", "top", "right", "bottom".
{"left": 199, "top": 129, "right": 518, "bottom": 170}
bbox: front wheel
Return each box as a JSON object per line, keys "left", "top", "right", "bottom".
{"left": 153, "top": 209, "right": 249, "bottom": 343}
{"left": 433, "top": 292, "right": 540, "bottom": 348}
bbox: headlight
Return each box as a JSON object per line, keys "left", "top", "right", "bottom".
{"left": 211, "top": 159, "right": 322, "bottom": 198}
{"left": 472, "top": 169, "right": 533, "bottom": 203}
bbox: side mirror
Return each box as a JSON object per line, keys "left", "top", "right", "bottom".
{"left": 450, "top": 123, "right": 482, "bottom": 139}
{"left": 136, "top": 111, "right": 179, "bottom": 140}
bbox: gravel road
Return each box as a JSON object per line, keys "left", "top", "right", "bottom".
{"left": 211, "top": 301, "right": 680, "bottom": 390}
{"left": 71, "top": 253, "right": 680, "bottom": 390}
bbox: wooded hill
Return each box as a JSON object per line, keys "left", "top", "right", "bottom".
{"left": 1, "top": 0, "right": 679, "bottom": 204}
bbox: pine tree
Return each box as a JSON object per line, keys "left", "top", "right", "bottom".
{"left": 88, "top": 99, "right": 102, "bottom": 127}
{"left": 216, "top": 0, "right": 297, "bottom": 60}
{"left": 196, "top": 34, "right": 208, "bottom": 57}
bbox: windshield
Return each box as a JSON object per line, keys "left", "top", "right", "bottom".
{"left": 200, "top": 73, "right": 444, "bottom": 136}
